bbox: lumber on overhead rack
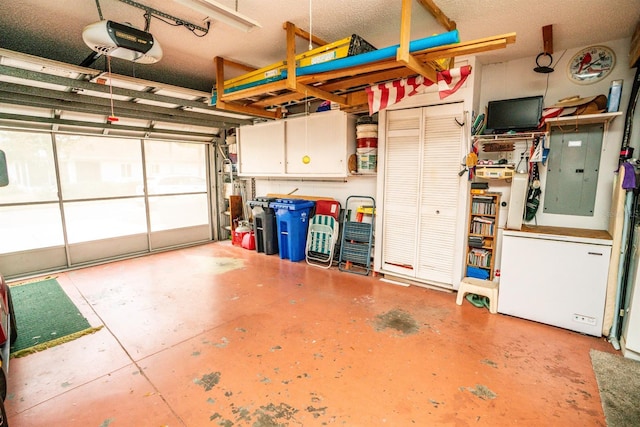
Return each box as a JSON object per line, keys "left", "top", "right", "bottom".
{"left": 211, "top": 1, "right": 516, "bottom": 119}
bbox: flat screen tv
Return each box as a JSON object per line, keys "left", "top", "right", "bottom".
{"left": 485, "top": 95, "right": 543, "bottom": 133}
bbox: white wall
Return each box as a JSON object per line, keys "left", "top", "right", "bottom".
{"left": 254, "top": 175, "right": 376, "bottom": 209}
{"left": 478, "top": 37, "right": 637, "bottom": 230}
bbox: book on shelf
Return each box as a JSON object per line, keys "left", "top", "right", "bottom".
{"left": 468, "top": 248, "right": 492, "bottom": 267}
{"left": 472, "top": 217, "right": 494, "bottom": 224}
{"left": 471, "top": 198, "right": 496, "bottom": 215}
{"left": 468, "top": 236, "right": 484, "bottom": 248}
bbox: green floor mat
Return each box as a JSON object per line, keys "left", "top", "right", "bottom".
{"left": 9, "top": 277, "right": 102, "bottom": 358}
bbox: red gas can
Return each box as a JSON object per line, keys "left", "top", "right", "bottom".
{"left": 242, "top": 232, "right": 256, "bottom": 250}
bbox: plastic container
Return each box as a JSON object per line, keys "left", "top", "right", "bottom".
{"left": 269, "top": 199, "right": 316, "bottom": 262}
{"left": 242, "top": 231, "right": 256, "bottom": 250}
{"left": 233, "top": 222, "right": 251, "bottom": 246}
{"left": 356, "top": 123, "right": 378, "bottom": 133}
{"left": 357, "top": 137, "right": 378, "bottom": 148}
{"left": 248, "top": 197, "right": 279, "bottom": 255}
{"left": 356, "top": 131, "right": 378, "bottom": 139}
{"left": 315, "top": 200, "right": 341, "bottom": 220}
{"left": 357, "top": 147, "right": 377, "bottom": 173}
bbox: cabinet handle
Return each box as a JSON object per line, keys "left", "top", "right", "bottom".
{"left": 587, "top": 252, "right": 603, "bottom": 256}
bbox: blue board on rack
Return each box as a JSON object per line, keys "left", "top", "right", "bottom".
{"left": 211, "top": 30, "right": 460, "bottom": 105}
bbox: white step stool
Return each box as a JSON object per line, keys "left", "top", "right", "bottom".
{"left": 456, "top": 277, "right": 499, "bottom": 314}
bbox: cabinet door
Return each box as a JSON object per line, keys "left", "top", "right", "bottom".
{"left": 381, "top": 103, "right": 464, "bottom": 285}
{"left": 416, "top": 103, "right": 465, "bottom": 284}
{"left": 381, "top": 108, "right": 422, "bottom": 275}
{"left": 238, "top": 121, "right": 285, "bottom": 175}
{"left": 285, "top": 111, "right": 351, "bottom": 175}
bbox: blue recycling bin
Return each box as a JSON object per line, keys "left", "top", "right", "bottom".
{"left": 269, "top": 199, "right": 315, "bottom": 262}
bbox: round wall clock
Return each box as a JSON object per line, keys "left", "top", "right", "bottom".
{"left": 567, "top": 45, "right": 616, "bottom": 84}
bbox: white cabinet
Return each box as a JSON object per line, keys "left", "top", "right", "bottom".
{"left": 237, "top": 110, "right": 355, "bottom": 177}
{"left": 498, "top": 227, "right": 612, "bottom": 336}
{"left": 378, "top": 102, "right": 467, "bottom": 288}
{"left": 285, "top": 110, "right": 355, "bottom": 175}
{"left": 238, "top": 120, "right": 285, "bottom": 176}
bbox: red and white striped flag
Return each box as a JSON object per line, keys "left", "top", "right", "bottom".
{"left": 366, "top": 65, "right": 472, "bottom": 115}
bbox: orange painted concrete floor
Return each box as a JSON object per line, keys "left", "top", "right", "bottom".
{"left": 5, "top": 241, "right": 614, "bottom": 426}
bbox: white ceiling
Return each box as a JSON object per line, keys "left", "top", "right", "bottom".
{"left": 1, "top": 0, "right": 638, "bottom": 94}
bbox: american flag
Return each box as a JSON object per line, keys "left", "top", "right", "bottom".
{"left": 365, "top": 65, "right": 472, "bottom": 115}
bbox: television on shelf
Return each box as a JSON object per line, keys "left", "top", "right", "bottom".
{"left": 485, "top": 95, "right": 544, "bottom": 134}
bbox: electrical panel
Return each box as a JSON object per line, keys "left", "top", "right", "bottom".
{"left": 543, "top": 123, "right": 604, "bottom": 216}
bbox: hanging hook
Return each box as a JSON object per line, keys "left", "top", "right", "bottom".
{"left": 455, "top": 117, "right": 465, "bottom": 127}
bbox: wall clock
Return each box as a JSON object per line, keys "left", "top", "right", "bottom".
{"left": 567, "top": 45, "right": 616, "bottom": 84}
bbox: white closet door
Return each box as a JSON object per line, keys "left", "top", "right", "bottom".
{"left": 381, "top": 109, "right": 422, "bottom": 275}
{"left": 416, "top": 103, "right": 464, "bottom": 284}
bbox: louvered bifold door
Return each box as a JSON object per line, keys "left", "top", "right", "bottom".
{"left": 381, "top": 108, "right": 422, "bottom": 276}
{"left": 416, "top": 103, "right": 464, "bottom": 285}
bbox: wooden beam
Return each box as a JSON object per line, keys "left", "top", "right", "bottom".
{"left": 630, "top": 18, "right": 640, "bottom": 67}
{"left": 298, "top": 58, "right": 401, "bottom": 83}
{"left": 417, "top": 0, "right": 457, "bottom": 31}
{"left": 216, "top": 100, "right": 281, "bottom": 119}
{"left": 401, "top": 55, "right": 438, "bottom": 83}
{"left": 220, "top": 80, "right": 289, "bottom": 102}
{"left": 218, "top": 57, "right": 257, "bottom": 73}
{"left": 251, "top": 67, "right": 413, "bottom": 108}
{"left": 397, "top": 0, "right": 413, "bottom": 66}
{"left": 285, "top": 21, "right": 297, "bottom": 91}
{"left": 282, "top": 21, "right": 328, "bottom": 46}
{"left": 296, "top": 83, "right": 349, "bottom": 106}
{"left": 397, "top": 0, "right": 438, "bottom": 82}
{"left": 346, "top": 90, "right": 369, "bottom": 107}
{"left": 214, "top": 56, "right": 225, "bottom": 110}
{"left": 542, "top": 25, "right": 553, "bottom": 54}
{"left": 414, "top": 36, "right": 514, "bottom": 62}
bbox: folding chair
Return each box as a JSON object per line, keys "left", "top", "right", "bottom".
{"left": 305, "top": 214, "right": 339, "bottom": 269}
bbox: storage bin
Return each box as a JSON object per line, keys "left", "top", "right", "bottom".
{"left": 269, "top": 199, "right": 315, "bottom": 262}
{"left": 248, "top": 197, "right": 279, "bottom": 255}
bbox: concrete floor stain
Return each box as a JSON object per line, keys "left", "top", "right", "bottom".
{"left": 195, "top": 256, "right": 245, "bottom": 275}
{"left": 195, "top": 371, "right": 221, "bottom": 391}
{"left": 212, "top": 402, "right": 300, "bottom": 426}
{"left": 465, "top": 384, "right": 497, "bottom": 400}
{"left": 374, "top": 309, "right": 419, "bottom": 335}
{"left": 481, "top": 359, "right": 498, "bottom": 368}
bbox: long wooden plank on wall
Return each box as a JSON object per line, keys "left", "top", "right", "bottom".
{"left": 631, "top": 18, "right": 640, "bottom": 67}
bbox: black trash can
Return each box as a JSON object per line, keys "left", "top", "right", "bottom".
{"left": 248, "top": 197, "right": 279, "bottom": 255}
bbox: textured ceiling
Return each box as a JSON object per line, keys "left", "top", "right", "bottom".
{"left": 1, "top": 0, "right": 638, "bottom": 93}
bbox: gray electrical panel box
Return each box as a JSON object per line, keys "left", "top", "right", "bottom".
{"left": 543, "top": 123, "right": 604, "bottom": 216}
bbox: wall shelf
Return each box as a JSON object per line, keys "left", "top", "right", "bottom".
{"left": 545, "top": 112, "right": 622, "bottom": 128}
{"left": 473, "top": 131, "right": 546, "bottom": 143}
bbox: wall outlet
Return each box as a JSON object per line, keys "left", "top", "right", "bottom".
{"left": 573, "top": 314, "right": 597, "bottom": 326}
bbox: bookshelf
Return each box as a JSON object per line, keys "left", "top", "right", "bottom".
{"left": 466, "top": 192, "right": 500, "bottom": 281}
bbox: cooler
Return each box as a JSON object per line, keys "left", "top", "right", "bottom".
{"left": 315, "top": 200, "right": 341, "bottom": 220}
{"left": 270, "top": 199, "right": 315, "bottom": 262}
{"left": 249, "top": 197, "right": 279, "bottom": 255}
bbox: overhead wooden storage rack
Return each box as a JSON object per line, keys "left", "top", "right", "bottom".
{"left": 212, "top": 0, "right": 516, "bottom": 119}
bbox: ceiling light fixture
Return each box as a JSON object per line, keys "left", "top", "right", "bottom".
{"left": 173, "top": 0, "right": 261, "bottom": 32}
